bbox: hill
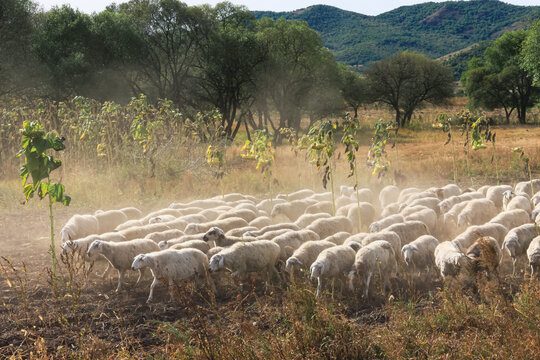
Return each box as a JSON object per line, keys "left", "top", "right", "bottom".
{"left": 253, "top": 0, "right": 540, "bottom": 70}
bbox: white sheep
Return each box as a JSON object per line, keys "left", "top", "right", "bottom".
{"left": 216, "top": 209, "right": 257, "bottom": 223}
{"left": 346, "top": 203, "right": 376, "bottom": 232}
{"left": 502, "top": 223, "right": 537, "bottom": 275}
{"left": 177, "top": 214, "right": 207, "bottom": 225}
{"left": 310, "top": 244, "right": 357, "bottom": 298}
{"left": 148, "top": 214, "right": 177, "bottom": 224}
{"left": 206, "top": 246, "right": 224, "bottom": 260}
{"left": 225, "top": 226, "right": 258, "bottom": 238}
{"left": 397, "top": 187, "right": 421, "bottom": 204}
{"left": 95, "top": 210, "right": 129, "bottom": 234}
{"left": 176, "top": 206, "right": 204, "bottom": 216}
{"left": 438, "top": 192, "right": 484, "bottom": 214}
{"left": 272, "top": 230, "right": 320, "bottom": 261}
{"left": 400, "top": 205, "right": 430, "bottom": 217}
{"left": 144, "top": 229, "right": 184, "bottom": 243}
{"left": 434, "top": 241, "right": 468, "bottom": 279}
{"left": 115, "top": 219, "right": 144, "bottom": 231}
{"left": 132, "top": 248, "right": 211, "bottom": 303}
{"left": 203, "top": 227, "right": 256, "bottom": 247}
{"left": 120, "top": 207, "right": 143, "bottom": 220}
{"left": 257, "top": 228, "right": 295, "bottom": 240}
{"left": 244, "top": 223, "right": 300, "bottom": 237}
{"left": 199, "top": 209, "right": 222, "bottom": 221}
{"left": 87, "top": 239, "right": 160, "bottom": 291}
{"left": 305, "top": 201, "right": 333, "bottom": 215}
{"left": 141, "top": 209, "right": 182, "bottom": 224}
{"left": 208, "top": 240, "right": 281, "bottom": 284}
{"left": 527, "top": 236, "right": 540, "bottom": 276}
{"left": 466, "top": 236, "right": 502, "bottom": 277}
{"left": 321, "top": 232, "right": 352, "bottom": 245}
{"left": 515, "top": 179, "right": 540, "bottom": 197}
{"left": 306, "top": 216, "right": 354, "bottom": 240}
{"left": 60, "top": 214, "right": 99, "bottom": 242}
{"left": 346, "top": 231, "right": 401, "bottom": 263}
{"left": 405, "top": 208, "right": 438, "bottom": 234}
{"left": 256, "top": 198, "right": 286, "bottom": 214}
{"left": 369, "top": 214, "right": 405, "bottom": 233}
{"left": 401, "top": 235, "right": 439, "bottom": 275}
{"left": 439, "top": 184, "right": 462, "bottom": 199}
{"left": 489, "top": 209, "right": 530, "bottom": 230}
{"left": 120, "top": 223, "right": 171, "bottom": 240}
{"left": 184, "top": 217, "right": 249, "bottom": 235}
{"left": 163, "top": 218, "right": 189, "bottom": 231}
{"left": 456, "top": 198, "right": 498, "bottom": 228}
{"left": 452, "top": 223, "right": 509, "bottom": 250}
{"left": 249, "top": 216, "right": 273, "bottom": 229}
{"left": 348, "top": 240, "right": 397, "bottom": 298}
{"left": 385, "top": 221, "right": 430, "bottom": 246}
{"left": 402, "top": 197, "right": 440, "bottom": 215}
{"left": 335, "top": 195, "right": 355, "bottom": 209}
{"left": 276, "top": 189, "right": 315, "bottom": 202}
{"left": 285, "top": 240, "right": 336, "bottom": 274}
{"left": 169, "top": 199, "right": 226, "bottom": 210}
{"left": 505, "top": 194, "right": 532, "bottom": 214}
{"left": 271, "top": 199, "right": 317, "bottom": 222}
{"left": 486, "top": 185, "right": 513, "bottom": 209}
{"left": 381, "top": 203, "right": 400, "bottom": 218}
{"left": 476, "top": 185, "right": 491, "bottom": 196}
{"left": 309, "top": 192, "right": 333, "bottom": 202}
{"left": 170, "top": 240, "right": 211, "bottom": 254}
{"left": 159, "top": 234, "right": 205, "bottom": 249}
{"left": 379, "top": 185, "right": 400, "bottom": 209}
{"left": 443, "top": 200, "right": 472, "bottom": 235}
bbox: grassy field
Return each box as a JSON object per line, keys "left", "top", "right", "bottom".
{"left": 1, "top": 102, "right": 540, "bottom": 358}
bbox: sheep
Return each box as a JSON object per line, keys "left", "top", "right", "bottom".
{"left": 271, "top": 199, "right": 317, "bottom": 222}
{"left": 206, "top": 246, "right": 224, "bottom": 260}
{"left": 309, "top": 192, "right": 333, "bottom": 202}
{"left": 95, "top": 210, "right": 129, "bottom": 233}
{"left": 443, "top": 200, "right": 472, "bottom": 235}
{"left": 532, "top": 191, "right": 540, "bottom": 207}
{"left": 502, "top": 224, "right": 537, "bottom": 275}
{"left": 452, "top": 223, "right": 509, "bottom": 250}
{"left": 148, "top": 214, "right": 177, "bottom": 224}
{"left": 249, "top": 216, "right": 273, "bottom": 229}
{"left": 346, "top": 231, "right": 401, "bottom": 263}
{"left": 456, "top": 199, "right": 498, "bottom": 228}
{"left": 321, "top": 232, "right": 352, "bottom": 245}
{"left": 272, "top": 230, "right": 320, "bottom": 261}
{"left": 515, "top": 179, "right": 540, "bottom": 197}
{"left": 486, "top": 185, "right": 513, "bottom": 209}
{"left": 203, "top": 227, "right": 257, "bottom": 247}
{"left": 178, "top": 214, "right": 207, "bottom": 225}
{"left": 170, "top": 240, "right": 211, "bottom": 254}
{"left": 276, "top": 189, "right": 315, "bottom": 201}
{"left": 208, "top": 240, "right": 281, "bottom": 285}
{"left": 244, "top": 223, "right": 300, "bottom": 237}
{"left": 257, "top": 229, "right": 295, "bottom": 240}
{"left": 184, "top": 217, "right": 249, "bottom": 235}
{"left": 379, "top": 185, "right": 400, "bottom": 209}
{"left": 120, "top": 207, "right": 143, "bottom": 220}
{"left": 348, "top": 240, "right": 397, "bottom": 298}
{"left": 369, "top": 214, "right": 405, "bottom": 233}
{"left": 349, "top": 188, "right": 375, "bottom": 204}
{"left": 476, "top": 185, "right": 491, "bottom": 197}
{"left": 120, "top": 223, "right": 171, "bottom": 240}
{"left": 132, "top": 248, "right": 210, "bottom": 303}
{"left": 439, "top": 184, "right": 462, "bottom": 199}
{"left": 505, "top": 194, "right": 532, "bottom": 214}
{"left": 434, "top": 241, "right": 468, "bottom": 279}
{"left": 346, "top": 203, "right": 376, "bottom": 232}
{"left": 340, "top": 185, "right": 355, "bottom": 197}
{"left": 527, "top": 236, "right": 540, "bottom": 276}
{"left": 401, "top": 235, "right": 439, "bottom": 275}
{"left": 60, "top": 214, "right": 99, "bottom": 242}
{"left": 216, "top": 209, "right": 257, "bottom": 223}
{"left": 176, "top": 207, "right": 205, "bottom": 216}
{"left": 335, "top": 195, "right": 355, "bottom": 209}
{"left": 199, "top": 209, "right": 222, "bottom": 221}
{"left": 381, "top": 202, "right": 400, "bottom": 218}
{"left": 225, "top": 226, "right": 258, "bottom": 237}
{"left": 141, "top": 209, "right": 182, "bottom": 224}
{"left": 305, "top": 201, "right": 333, "bottom": 215}
{"left": 404, "top": 190, "right": 438, "bottom": 205}
{"left": 169, "top": 199, "right": 226, "bottom": 210}
{"left": 402, "top": 197, "right": 440, "bottom": 215}
{"left": 144, "top": 229, "right": 184, "bottom": 243}
{"left": 466, "top": 236, "right": 502, "bottom": 278}
{"left": 397, "top": 188, "right": 421, "bottom": 204}
{"left": 87, "top": 239, "right": 160, "bottom": 291}
{"left": 159, "top": 234, "right": 205, "bottom": 249}
{"left": 285, "top": 241, "right": 336, "bottom": 274}
{"left": 489, "top": 209, "right": 530, "bottom": 230}
{"left": 234, "top": 202, "right": 258, "bottom": 213}
{"left": 438, "top": 192, "right": 484, "bottom": 214}
{"left": 256, "top": 198, "right": 286, "bottom": 214}
{"left": 163, "top": 218, "right": 189, "bottom": 231}
{"left": 385, "top": 221, "right": 430, "bottom": 246}
{"left": 405, "top": 208, "right": 438, "bottom": 234}
{"left": 294, "top": 213, "right": 332, "bottom": 229}
{"left": 306, "top": 216, "right": 354, "bottom": 240}
{"left": 115, "top": 219, "right": 144, "bottom": 231}
{"left": 310, "top": 244, "right": 357, "bottom": 298}
{"left": 400, "top": 205, "right": 430, "bottom": 217}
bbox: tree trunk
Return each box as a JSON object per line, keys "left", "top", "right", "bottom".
{"left": 353, "top": 106, "right": 358, "bottom": 120}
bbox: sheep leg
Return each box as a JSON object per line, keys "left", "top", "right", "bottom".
{"left": 512, "top": 258, "right": 517, "bottom": 276}
{"left": 100, "top": 263, "right": 112, "bottom": 279}
{"left": 116, "top": 270, "right": 125, "bottom": 292}
{"left": 147, "top": 276, "right": 159, "bottom": 303}
{"left": 316, "top": 277, "right": 322, "bottom": 298}
{"left": 348, "top": 274, "right": 355, "bottom": 292}
{"left": 331, "top": 278, "right": 335, "bottom": 300}
{"left": 364, "top": 273, "right": 372, "bottom": 298}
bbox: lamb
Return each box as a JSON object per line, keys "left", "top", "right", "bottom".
{"left": 120, "top": 207, "right": 143, "bottom": 220}
{"left": 203, "top": 227, "right": 256, "bottom": 247}
{"left": 144, "top": 229, "right": 184, "bottom": 243}
{"left": 321, "top": 232, "right": 352, "bottom": 245}
{"left": 87, "top": 239, "right": 160, "bottom": 291}
{"left": 466, "top": 236, "right": 502, "bottom": 277}
{"left": 271, "top": 199, "right": 317, "bottom": 222}
{"left": 405, "top": 208, "right": 438, "bottom": 234}
{"left": 272, "top": 230, "right": 320, "bottom": 261}
{"left": 208, "top": 240, "right": 281, "bottom": 284}
{"left": 401, "top": 235, "right": 439, "bottom": 275}
{"left": 348, "top": 240, "right": 397, "bottom": 298}
{"left": 515, "top": 179, "right": 540, "bottom": 197}
{"left": 95, "top": 210, "right": 129, "bottom": 233}
{"left": 310, "top": 244, "right": 357, "bottom": 298}
{"left": 170, "top": 240, "right": 211, "bottom": 254}
{"left": 306, "top": 216, "right": 354, "bottom": 240}
{"left": 434, "top": 241, "right": 468, "bottom": 279}
{"left": 305, "top": 201, "right": 333, "bottom": 215}
{"left": 385, "top": 221, "right": 430, "bottom": 246}
{"left": 132, "top": 248, "right": 211, "bottom": 303}
{"left": 489, "top": 209, "right": 530, "bottom": 230}
{"left": 216, "top": 209, "right": 258, "bottom": 223}
{"left": 61, "top": 231, "right": 126, "bottom": 271}
{"left": 502, "top": 223, "right": 537, "bottom": 275}
{"left": 276, "top": 189, "right": 315, "bottom": 201}
{"left": 456, "top": 199, "right": 498, "bottom": 228}
{"left": 249, "top": 216, "right": 273, "bottom": 228}
{"left": 486, "top": 185, "right": 513, "bottom": 209}
{"left": 369, "top": 214, "right": 405, "bottom": 233}
{"left": 184, "top": 217, "right": 249, "bottom": 235}
{"left": 60, "top": 214, "right": 99, "bottom": 242}
{"left": 120, "top": 223, "right": 171, "bottom": 240}
{"left": 452, "top": 223, "right": 509, "bottom": 250}
{"left": 244, "top": 223, "right": 300, "bottom": 237}
{"left": 285, "top": 240, "right": 336, "bottom": 274}
{"left": 379, "top": 185, "right": 400, "bottom": 209}
{"left": 526, "top": 236, "right": 540, "bottom": 276}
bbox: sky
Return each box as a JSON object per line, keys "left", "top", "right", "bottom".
{"left": 36, "top": 0, "right": 540, "bottom": 17}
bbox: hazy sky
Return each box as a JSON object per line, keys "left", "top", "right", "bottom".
{"left": 37, "top": 0, "right": 539, "bottom": 16}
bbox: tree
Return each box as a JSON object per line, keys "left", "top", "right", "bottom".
{"left": 366, "top": 52, "right": 454, "bottom": 127}
{"left": 522, "top": 20, "right": 540, "bottom": 85}
{"left": 340, "top": 65, "right": 368, "bottom": 120}
{"left": 463, "top": 30, "right": 539, "bottom": 124}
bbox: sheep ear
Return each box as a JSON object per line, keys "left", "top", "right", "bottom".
{"left": 218, "top": 255, "right": 224, "bottom": 268}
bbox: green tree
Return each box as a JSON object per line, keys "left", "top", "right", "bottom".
{"left": 340, "top": 65, "right": 368, "bottom": 120}
{"left": 462, "top": 30, "right": 539, "bottom": 124}
{"left": 522, "top": 20, "right": 540, "bottom": 85}
{"left": 366, "top": 52, "right": 454, "bottom": 127}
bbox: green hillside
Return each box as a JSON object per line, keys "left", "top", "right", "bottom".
{"left": 253, "top": 0, "right": 540, "bottom": 69}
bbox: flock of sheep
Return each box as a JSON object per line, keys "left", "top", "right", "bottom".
{"left": 60, "top": 180, "right": 540, "bottom": 303}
